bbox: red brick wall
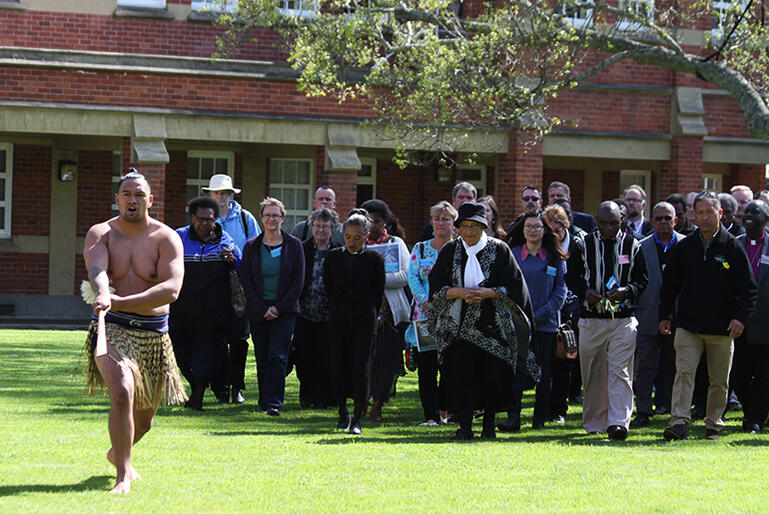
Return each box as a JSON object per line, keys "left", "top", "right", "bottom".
{"left": 76, "top": 150, "right": 113, "bottom": 237}
{"left": 74, "top": 256, "right": 88, "bottom": 295}
{"left": 496, "top": 132, "right": 544, "bottom": 227}
{"left": 12, "top": 145, "right": 51, "bottom": 236}
{"left": 704, "top": 96, "right": 752, "bottom": 138}
{"left": 543, "top": 169, "right": 585, "bottom": 212}
{"left": 0, "top": 253, "right": 48, "bottom": 294}
{"left": 659, "top": 136, "right": 703, "bottom": 199}
{"left": 165, "top": 151, "right": 187, "bottom": 229}
{"left": 726, "top": 164, "right": 765, "bottom": 194}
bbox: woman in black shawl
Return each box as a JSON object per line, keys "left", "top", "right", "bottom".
{"left": 428, "top": 202, "right": 537, "bottom": 440}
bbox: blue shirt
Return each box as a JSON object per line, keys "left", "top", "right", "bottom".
{"left": 218, "top": 200, "right": 261, "bottom": 252}
{"left": 512, "top": 245, "right": 567, "bottom": 333}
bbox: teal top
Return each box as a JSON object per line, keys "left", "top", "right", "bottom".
{"left": 260, "top": 243, "right": 282, "bottom": 301}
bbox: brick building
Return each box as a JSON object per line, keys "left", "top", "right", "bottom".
{"left": 0, "top": 0, "right": 767, "bottom": 321}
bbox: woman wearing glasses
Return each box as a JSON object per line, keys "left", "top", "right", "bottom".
{"left": 505, "top": 212, "right": 567, "bottom": 429}
{"left": 292, "top": 207, "right": 340, "bottom": 409}
{"left": 428, "top": 202, "right": 534, "bottom": 440}
{"left": 241, "top": 197, "right": 305, "bottom": 416}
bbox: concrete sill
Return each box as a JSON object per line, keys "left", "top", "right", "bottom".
{"left": 187, "top": 10, "right": 219, "bottom": 23}
{"left": 0, "top": 1, "right": 26, "bottom": 10}
{"left": 114, "top": 6, "right": 174, "bottom": 20}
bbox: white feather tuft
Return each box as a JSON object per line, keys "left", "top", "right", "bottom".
{"left": 80, "top": 280, "right": 115, "bottom": 304}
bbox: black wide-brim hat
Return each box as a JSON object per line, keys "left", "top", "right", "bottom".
{"left": 455, "top": 202, "right": 488, "bottom": 229}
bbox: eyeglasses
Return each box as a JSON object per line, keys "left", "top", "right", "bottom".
{"left": 524, "top": 225, "right": 544, "bottom": 232}
{"left": 263, "top": 214, "right": 283, "bottom": 219}
{"left": 653, "top": 216, "right": 673, "bottom": 222}
{"left": 193, "top": 215, "right": 216, "bottom": 224}
{"left": 522, "top": 196, "right": 541, "bottom": 202}
{"left": 312, "top": 223, "right": 333, "bottom": 231}
{"left": 459, "top": 224, "right": 482, "bottom": 231}
{"left": 625, "top": 197, "right": 643, "bottom": 203}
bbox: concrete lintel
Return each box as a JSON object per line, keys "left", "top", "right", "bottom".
{"left": 113, "top": 6, "right": 174, "bottom": 20}
{"left": 327, "top": 123, "right": 359, "bottom": 148}
{"left": 133, "top": 114, "right": 167, "bottom": 140}
{"left": 0, "top": 105, "right": 132, "bottom": 136}
{"left": 703, "top": 139, "right": 769, "bottom": 164}
{"left": 131, "top": 140, "right": 169, "bottom": 164}
{"left": 672, "top": 87, "right": 707, "bottom": 137}
{"left": 543, "top": 133, "right": 670, "bottom": 161}
{"left": 0, "top": 235, "right": 48, "bottom": 253}
{"left": 675, "top": 87, "right": 705, "bottom": 115}
{"left": 325, "top": 147, "right": 361, "bottom": 171}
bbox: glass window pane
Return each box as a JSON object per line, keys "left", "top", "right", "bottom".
{"left": 215, "top": 158, "right": 228, "bottom": 174}
{"left": 0, "top": 179, "right": 5, "bottom": 202}
{"left": 358, "top": 164, "right": 372, "bottom": 178}
{"left": 285, "top": 215, "right": 296, "bottom": 231}
{"left": 283, "top": 189, "right": 296, "bottom": 210}
{"left": 270, "top": 187, "right": 282, "bottom": 201}
{"left": 187, "top": 185, "right": 199, "bottom": 202}
{"left": 296, "top": 189, "right": 309, "bottom": 210}
{"left": 187, "top": 158, "right": 199, "bottom": 179}
{"left": 297, "top": 165, "right": 310, "bottom": 185}
{"left": 201, "top": 158, "right": 214, "bottom": 179}
{"left": 284, "top": 161, "right": 297, "bottom": 184}
{"left": 271, "top": 163, "right": 282, "bottom": 184}
{"left": 0, "top": 207, "right": 5, "bottom": 230}
{"left": 112, "top": 153, "right": 122, "bottom": 177}
{"left": 357, "top": 185, "right": 373, "bottom": 206}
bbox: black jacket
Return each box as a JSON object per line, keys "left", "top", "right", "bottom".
{"left": 323, "top": 247, "right": 386, "bottom": 319}
{"left": 301, "top": 238, "right": 341, "bottom": 294}
{"left": 660, "top": 227, "right": 757, "bottom": 335}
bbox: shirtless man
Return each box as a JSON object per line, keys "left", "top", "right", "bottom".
{"left": 83, "top": 170, "right": 186, "bottom": 494}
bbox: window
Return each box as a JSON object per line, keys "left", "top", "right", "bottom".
{"left": 0, "top": 143, "right": 12, "bottom": 238}
{"left": 558, "top": 0, "right": 593, "bottom": 28}
{"left": 191, "top": 0, "right": 238, "bottom": 12}
{"left": 111, "top": 151, "right": 122, "bottom": 213}
{"left": 712, "top": 0, "right": 748, "bottom": 36}
{"left": 703, "top": 173, "right": 722, "bottom": 192}
{"left": 356, "top": 158, "right": 377, "bottom": 207}
{"left": 617, "top": 0, "right": 653, "bottom": 31}
{"left": 117, "top": 0, "right": 166, "bottom": 7}
{"left": 269, "top": 158, "right": 313, "bottom": 231}
{"left": 279, "top": 0, "right": 318, "bottom": 18}
{"left": 456, "top": 165, "right": 486, "bottom": 198}
{"left": 620, "top": 169, "right": 651, "bottom": 217}
{"left": 187, "top": 151, "right": 234, "bottom": 223}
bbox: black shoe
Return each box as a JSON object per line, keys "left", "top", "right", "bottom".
{"left": 607, "top": 425, "right": 628, "bottom": 441}
{"left": 184, "top": 399, "right": 203, "bottom": 411}
{"left": 629, "top": 415, "right": 650, "bottom": 428}
{"left": 705, "top": 428, "right": 720, "bottom": 440}
{"left": 451, "top": 428, "right": 474, "bottom": 441}
{"left": 743, "top": 422, "right": 761, "bottom": 434}
{"left": 349, "top": 420, "right": 362, "bottom": 435}
{"left": 337, "top": 413, "right": 351, "bottom": 431}
{"left": 497, "top": 414, "right": 521, "bottom": 433}
{"left": 216, "top": 393, "right": 229, "bottom": 404}
{"left": 231, "top": 389, "right": 245, "bottom": 404}
{"left": 654, "top": 406, "right": 670, "bottom": 415}
{"left": 531, "top": 420, "right": 545, "bottom": 430}
{"left": 266, "top": 407, "right": 280, "bottom": 416}
{"left": 663, "top": 424, "right": 688, "bottom": 441}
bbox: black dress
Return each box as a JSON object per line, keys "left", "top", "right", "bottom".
{"left": 323, "top": 247, "right": 386, "bottom": 415}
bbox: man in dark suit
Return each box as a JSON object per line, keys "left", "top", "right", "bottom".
{"left": 624, "top": 185, "right": 654, "bottom": 236}
{"left": 731, "top": 200, "right": 769, "bottom": 433}
{"left": 718, "top": 193, "right": 746, "bottom": 237}
{"left": 547, "top": 181, "right": 596, "bottom": 233}
{"left": 630, "top": 202, "right": 683, "bottom": 428}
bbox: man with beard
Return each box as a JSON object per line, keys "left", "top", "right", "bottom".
{"left": 624, "top": 185, "right": 653, "bottom": 236}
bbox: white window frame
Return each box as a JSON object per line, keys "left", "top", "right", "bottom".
{"left": 620, "top": 169, "right": 652, "bottom": 218}
{"left": 712, "top": 0, "right": 748, "bottom": 38}
{"left": 0, "top": 143, "right": 12, "bottom": 239}
{"left": 191, "top": 0, "right": 238, "bottom": 12}
{"left": 357, "top": 158, "right": 377, "bottom": 203}
{"left": 278, "top": 0, "right": 318, "bottom": 18}
{"left": 559, "top": 0, "right": 593, "bottom": 29}
{"left": 455, "top": 164, "right": 486, "bottom": 198}
{"left": 111, "top": 150, "right": 122, "bottom": 213}
{"left": 186, "top": 151, "right": 235, "bottom": 218}
{"left": 703, "top": 173, "right": 722, "bottom": 192}
{"left": 617, "top": 0, "right": 653, "bottom": 31}
{"left": 118, "top": 0, "right": 166, "bottom": 8}
{"left": 269, "top": 158, "right": 314, "bottom": 232}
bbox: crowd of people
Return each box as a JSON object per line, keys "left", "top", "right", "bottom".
{"left": 92, "top": 170, "right": 769, "bottom": 450}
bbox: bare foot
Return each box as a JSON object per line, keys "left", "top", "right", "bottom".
{"left": 109, "top": 478, "right": 131, "bottom": 494}
{"left": 107, "top": 449, "right": 141, "bottom": 481}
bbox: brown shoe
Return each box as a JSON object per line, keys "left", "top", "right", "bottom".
{"left": 663, "top": 424, "right": 687, "bottom": 441}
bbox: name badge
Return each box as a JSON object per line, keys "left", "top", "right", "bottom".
{"left": 270, "top": 247, "right": 282, "bottom": 258}
{"left": 618, "top": 254, "right": 630, "bottom": 265}
{"left": 761, "top": 255, "right": 769, "bottom": 265}
{"left": 546, "top": 265, "right": 557, "bottom": 277}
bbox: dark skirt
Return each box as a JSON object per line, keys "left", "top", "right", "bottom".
{"left": 170, "top": 329, "right": 227, "bottom": 380}
{"left": 329, "top": 312, "right": 377, "bottom": 404}
{"left": 368, "top": 321, "right": 405, "bottom": 402}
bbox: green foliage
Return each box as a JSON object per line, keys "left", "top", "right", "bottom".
{"left": 4, "top": 330, "right": 769, "bottom": 510}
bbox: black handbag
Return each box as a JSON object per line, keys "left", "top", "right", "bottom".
{"left": 556, "top": 320, "right": 578, "bottom": 359}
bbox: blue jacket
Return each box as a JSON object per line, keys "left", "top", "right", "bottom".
{"left": 170, "top": 224, "right": 242, "bottom": 331}
{"left": 512, "top": 245, "right": 566, "bottom": 333}
{"left": 218, "top": 200, "right": 261, "bottom": 252}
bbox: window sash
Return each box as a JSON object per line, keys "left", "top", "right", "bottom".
{"left": 455, "top": 165, "right": 486, "bottom": 198}
{"left": 617, "top": 0, "right": 654, "bottom": 31}
{"left": 559, "top": 1, "right": 593, "bottom": 28}
{"left": 186, "top": 151, "right": 235, "bottom": 223}
{"left": 191, "top": 0, "right": 238, "bottom": 12}
{"left": 117, "top": 0, "right": 167, "bottom": 8}
{"left": 269, "top": 158, "right": 314, "bottom": 232}
{"left": 0, "top": 143, "right": 12, "bottom": 238}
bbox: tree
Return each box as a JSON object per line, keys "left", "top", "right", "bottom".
{"left": 215, "top": 0, "right": 769, "bottom": 161}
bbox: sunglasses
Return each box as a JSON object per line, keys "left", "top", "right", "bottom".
{"left": 653, "top": 216, "right": 673, "bottom": 222}
{"left": 522, "top": 196, "right": 541, "bottom": 202}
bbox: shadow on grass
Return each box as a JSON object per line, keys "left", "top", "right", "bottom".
{"left": 0, "top": 475, "right": 112, "bottom": 496}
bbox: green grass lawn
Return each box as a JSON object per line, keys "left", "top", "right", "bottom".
{"left": 2, "top": 329, "right": 769, "bottom": 512}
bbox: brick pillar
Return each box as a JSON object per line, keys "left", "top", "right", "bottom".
{"left": 121, "top": 137, "right": 168, "bottom": 223}
{"left": 318, "top": 146, "right": 358, "bottom": 218}
{"left": 496, "top": 131, "right": 543, "bottom": 227}
{"left": 659, "top": 136, "right": 703, "bottom": 199}
{"left": 727, "top": 163, "right": 765, "bottom": 193}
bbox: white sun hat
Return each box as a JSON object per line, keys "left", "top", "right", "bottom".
{"left": 202, "top": 174, "right": 241, "bottom": 194}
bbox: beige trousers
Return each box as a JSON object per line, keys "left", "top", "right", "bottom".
{"left": 670, "top": 328, "right": 734, "bottom": 431}
{"left": 578, "top": 317, "right": 637, "bottom": 433}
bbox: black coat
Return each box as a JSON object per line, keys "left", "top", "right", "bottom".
{"left": 660, "top": 228, "right": 757, "bottom": 335}
{"left": 323, "top": 247, "right": 386, "bottom": 321}
{"left": 301, "top": 238, "right": 341, "bottom": 295}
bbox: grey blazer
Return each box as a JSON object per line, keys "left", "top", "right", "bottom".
{"left": 636, "top": 231, "right": 685, "bottom": 335}
{"left": 737, "top": 229, "right": 769, "bottom": 345}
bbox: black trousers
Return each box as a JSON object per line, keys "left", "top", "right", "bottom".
{"left": 170, "top": 329, "right": 227, "bottom": 386}
{"left": 532, "top": 331, "right": 556, "bottom": 424}
{"left": 293, "top": 317, "right": 332, "bottom": 407}
{"left": 415, "top": 349, "right": 447, "bottom": 422}
{"left": 329, "top": 313, "right": 376, "bottom": 408}
{"left": 634, "top": 333, "right": 675, "bottom": 416}
{"left": 211, "top": 316, "right": 249, "bottom": 395}
{"left": 730, "top": 332, "right": 769, "bottom": 428}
